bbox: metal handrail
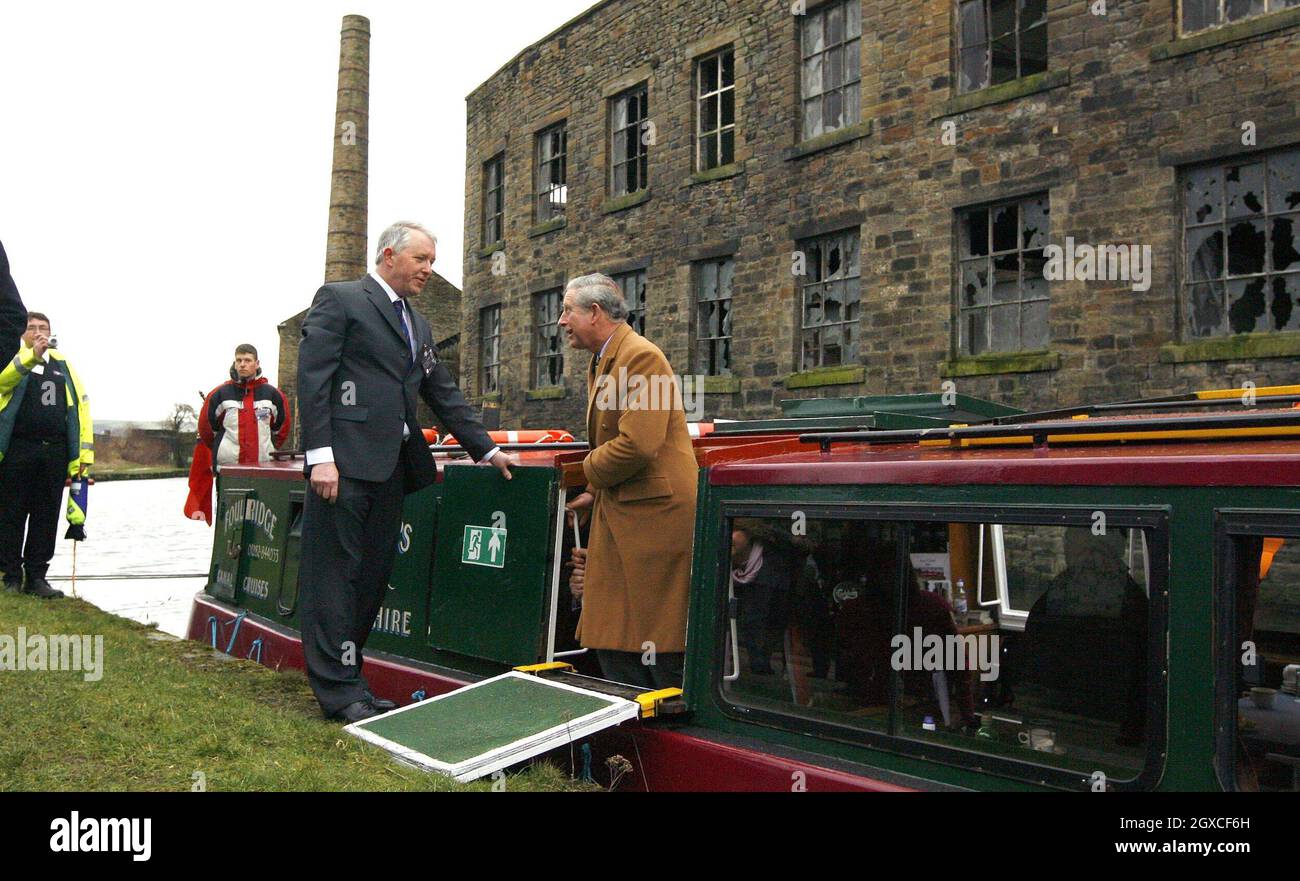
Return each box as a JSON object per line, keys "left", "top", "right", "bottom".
{"left": 800, "top": 409, "right": 1300, "bottom": 452}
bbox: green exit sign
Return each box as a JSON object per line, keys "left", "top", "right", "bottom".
{"left": 461, "top": 525, "right": 507, "bottom": 569}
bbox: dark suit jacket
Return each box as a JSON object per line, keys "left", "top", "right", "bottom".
{"left": 0, "top": 240, "right": 28, "bottom": 365}
{"left": 297, "top": 275, "right": 494, "bottom": 489}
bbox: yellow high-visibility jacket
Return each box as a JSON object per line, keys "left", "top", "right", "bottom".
{"left": 0, "top": 343, "right": 94, "bottom": 494}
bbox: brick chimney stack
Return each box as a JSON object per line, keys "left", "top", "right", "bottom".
{"left": 324, "top": 14, "right": 370, "bottom": 282}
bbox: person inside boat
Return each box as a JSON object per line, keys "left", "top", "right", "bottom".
{"left": 1020, "top": 527, "right": 1147, "bottom": 745}
{"left": 730, "top": 524, "right": 795, "bottom": 675}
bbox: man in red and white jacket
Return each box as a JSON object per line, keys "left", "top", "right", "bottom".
{"left": 184, "top": 344, "right": 291, "bottom": 524}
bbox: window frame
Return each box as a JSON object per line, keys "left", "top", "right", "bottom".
{"left": 533, "top": 122, "right": 568, "bottom": 223}
{"left": 798, "top": 0, "right": 863, "bottom": 140}
{"left": 482, "top": 153, "right": 505, "bottom": 246}
{"left": 479, "top": 304, "right": 501, "bottom": 395}
{"left": 954, "top": 0, "right": 1049, "bottom": 95}
{"left": 1179, "top": 147, "right": 1300, "bottom": 340}
{"left": 1179, "top": 0, "right": 1299, "bottom": 37}
{"left": 612, "top": 269, "right": 648, "bottom": 338}
{"left": 798, "top": 228, "right": 862, "bottom": 371}
{"left": 710, "top": 501, "right": 1169, "bottom": 791}
{"left": 531, "top": 289, "right": 564, "bottom": 389}
{"left": 695, "top": 46, "right": 737, "bottom": 172}
{"left": 956, "top": 193, "right": 1052, "bottom": 357}
{"left": 1213, "top": 509, "right": 1300, "bottom": 791}
{"left": 609, "top": 83, "right": 650, "bottom": 197}
{"left": 694, "top": 256, "right": 736, "bottom": 377}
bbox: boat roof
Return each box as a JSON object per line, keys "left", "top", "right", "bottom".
{"left": 710, "top": 436, "right": 1300, "bottom": 488}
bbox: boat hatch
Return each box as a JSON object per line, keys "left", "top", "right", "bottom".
{"left": 427, "top": 463, "right": 565, "bottom": 666}
{"left": 344, "top": 670, "right": 647, "bottom": 782}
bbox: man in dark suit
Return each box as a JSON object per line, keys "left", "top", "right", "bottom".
{"left": 1, "top": 240, "right": 29, "bottom": 362}
{"left": 297, "top": 221, "right": 515, "bottom": 722}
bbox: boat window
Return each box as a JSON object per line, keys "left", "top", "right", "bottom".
{"left": 1221, "top": 533, "right": 1300, "bottom": 792}
{"left": 721, "top": 513, "right": 1156, "bottom": 787}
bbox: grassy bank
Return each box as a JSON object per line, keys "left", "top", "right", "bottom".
{"left": 0, "top": 592, "right": 592, "bottom": 792}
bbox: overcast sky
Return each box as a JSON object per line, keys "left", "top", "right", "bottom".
{"left": 0, "top": 0, "right": 595, "bottom": 422}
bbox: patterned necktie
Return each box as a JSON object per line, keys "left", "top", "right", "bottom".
{"left": 392, "top": 299, "right": 414, "bottom": 364}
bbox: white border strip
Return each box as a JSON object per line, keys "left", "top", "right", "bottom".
{"left": 344, "top": 671, "right": 639, "bottom": 783}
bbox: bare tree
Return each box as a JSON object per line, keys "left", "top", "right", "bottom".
{"left": 166, "top": 403, "right": 198, "bottom": 467}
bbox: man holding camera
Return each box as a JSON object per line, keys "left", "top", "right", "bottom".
{"left": 0, "top": 311, "right": 93, "bottom": 598}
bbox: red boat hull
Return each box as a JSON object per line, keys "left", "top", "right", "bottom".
{"left": 186, "top": 594, "right": 910, "bottom": 792}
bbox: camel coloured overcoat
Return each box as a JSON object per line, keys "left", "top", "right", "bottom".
{"left": 577, "top": 322, "right": 698, "bottom": 653}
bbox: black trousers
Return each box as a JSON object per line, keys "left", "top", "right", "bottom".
{"left": 299, "top": 463, "right": 406, "bottom": 716}
{"left": 596, "top": 649, "right": 685, "bottom": 690}
{"left": 0, "top": 437, "right": 67, "bottom": 581}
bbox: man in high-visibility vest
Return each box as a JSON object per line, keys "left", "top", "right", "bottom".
{"left": 0, "top": 312, "right": 93, "bottom": 598}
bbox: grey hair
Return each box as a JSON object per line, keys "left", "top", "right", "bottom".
{"left": 374, "top": 221, "right": 438, "bottom": 265}
{"left": 565, "top": 273, "right": 628, "bottom": 322}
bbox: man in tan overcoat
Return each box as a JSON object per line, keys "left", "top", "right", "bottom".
{"left": 562, "top": 273, "right": 697, "bottom": 689}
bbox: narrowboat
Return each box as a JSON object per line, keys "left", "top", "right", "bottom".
{"left": 186, "top": 390, "right": 1300, "bottom": 791}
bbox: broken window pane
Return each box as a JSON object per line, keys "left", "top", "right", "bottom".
{"left": 1022, "top": 195, "right": 1050, "bottom": 249}
{"left": 1226, "top": 162, "right": 1266, "bottom": 217}
{"left": 1020, "top": 0, "right": 1048, "bottom": 27}
{"left": 824, "top": 90, "right": 843, "bottom": 132}
{"left": 806, "top": 242, "right": 823, "bottom": 282}
{"left": 803, "top": 54, "right": 823, "bottom": 99}
{"left": 1020, "top": 23, "right": 1047, "bottom": 76}
{"left": 1187, "top": 227, "right": 1225, "bottom": 281}
{"left": 962, "top": 261, "right": 991, "bottom": 307}
{"left": 992, "top": 253, "right": 1021, "bottom": 302}
{"left": 1023, "top": 249, "right": 1049, "bottom": 293}
{"left": 990, "top": 0, "right": 1016, "bottom": 36}
{"left": 804, "top": 285, "right": 824, "bottom": 326}
{"left": 701, "top": 56, "right": 719, "bottom": 95}
{"left": 1184, "top": 166, "right": 1223, "bottom": 225}
{"left": 824, "top": 281, "right": 843, "bottom": 324}
{"left": 700, "top": 261, "right": 718, "bottom": 299}
{"left": 963, "top": 208, "right": 990, "bottom": 257}
{"left": 1270, "top": 273, "right": 1299, "bottom": 331}
{"left": 1228, "top": 277, "right": 1269, "bottom": 334}
{"left": 992, "top": 204, "right": 1019, "bottom": 252}
{"left": 1227, "top": 219, "right": 1267, "bottom": 276}
{"left": 991, "top": 33, "right": 1018, "bottom": 84}
{"left": 1187, "top": 282, "right": 1226, "bottom": 337}
{"left": 1273, "top": 214, "right": 1299, "bottom": 272}
{"left": 1268, "top": 150, "right": 1300, "bottom": 211}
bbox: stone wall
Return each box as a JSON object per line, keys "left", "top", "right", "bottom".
{"left": 461, "top": 0, "right": 1300, "bottom": 436}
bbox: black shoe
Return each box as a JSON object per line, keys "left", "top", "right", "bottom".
{"left": 330, "top": 701, "right": 380, "bottom": 724}
{"left": 2, "top": 576, "right": 21, "bottom": 593}
{"left": 23, "top": 577, "right": 64, "bottom": 599}
{"left": 367, "top": 696, "right": 397, "bottom": 713}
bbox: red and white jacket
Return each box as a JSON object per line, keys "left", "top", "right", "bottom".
{"left": 200, "top": 375, "right": 291, "bottom": 469}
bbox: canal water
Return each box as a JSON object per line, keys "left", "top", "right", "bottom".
{"left": 47, "top": 477, "right": 211, "bottom": 637}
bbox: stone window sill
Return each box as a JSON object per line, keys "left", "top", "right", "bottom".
{"left": 682, "top": 375, "right": 741, "bottom": 394}
{"left": 785, "top": 365, "right": 865, "bottom": 390}
{"left": 602, "top": 188, "right": 651, "bottom": 215}
{"left": 783, "top": 121, "right": 873, "bottom": 162}
{"left": 477, "top": 242, "right": 505, "bottom": 259}
{"left": 685, "top": 162, "right": 745, "bottom": 187}
{"left": 935, "top": 70, "right": 1070, "bottom": 119}
{"left": 525, "top": 386, "right": 568, "bottom": 401}
{"left": 1159, "top": 333, "right": 1300, "bottom": 363}
{"left": 1151, "top": 8, "right": 1300, "bottom": 61}
{"left": 528, "top": 217, "right": 567, "bottom": 238}
{"left": 941, "top": 351, "right": 1061, "bottom": 378}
